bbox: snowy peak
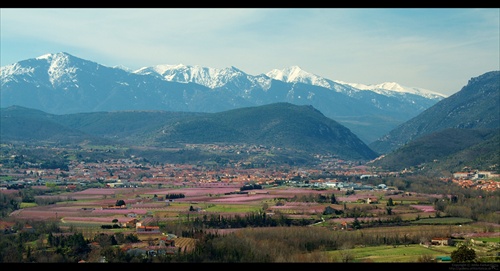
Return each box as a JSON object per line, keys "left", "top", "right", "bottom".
{"left": 266, "top": 66, "right": 445, "bottom": 100}
{"left": 1, "top": 52, "right": 456, "bottom": 144}
{"left": 266, "top": 66, "right": 335, "bottom": 89}
{"left": 1, "top": 52, "right": 108, "bottom": 89}
{"left": 132, "top": 61, "right": 445, "bottom": 100}
{"left": 266, "top": 65, "right": 306, "bottom": 81}
{"left": 35, "top": 52, "right": 74, "bottom": 70}
{"left": 337, "top": 80, "right": 447, "bottom": 99}
{"left": 1, "top": 52, "right": 76, "bottom": 79}
{"left": 134, "top": 64, "right": 271, "bottom": 89}
{"left": 113, "top": 65, "right": 133, "bottom": 72}
{"left": 45, "top": 53, "right": 79, "bottom": 86}
{"left": 1, "top": 52, "right": 447, "bottom": 101}
{"left": 35, "top": 53, "right": 54, "bottom": 61}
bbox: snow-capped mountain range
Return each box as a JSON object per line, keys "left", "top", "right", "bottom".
{"left": 134, "top": 63, "right": 446, "bottom": 100}
{"left": 1, "top": 52, "right": 447, "bottom": 144}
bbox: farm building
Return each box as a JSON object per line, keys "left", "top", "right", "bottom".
{"left": 431, "top": 237, "right": 454, "bottom": 246}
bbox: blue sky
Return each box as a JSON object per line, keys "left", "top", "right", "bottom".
{"left": 1, "top": 8, "right": 498, "bottom": 96}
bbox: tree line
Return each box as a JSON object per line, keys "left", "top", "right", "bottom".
{"left": 0, "top": 220, "right": 488, "bottom": 263}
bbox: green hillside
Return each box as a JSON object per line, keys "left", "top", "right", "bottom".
{"left": 368, "top": 128, "right": 499, "bottom": 174}
{"left": 152, "top": 103, "right": 378, "bottom": 160}
{"left": 0, "top": 103, "right": 378, "bottom": 162}
{"left": 370, "top": 71, "right": 500, "bottom": 154}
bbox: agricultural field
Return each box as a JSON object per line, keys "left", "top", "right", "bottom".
{"left": 9, "top": 185, "right": 497, "bottom": 230}
{"left": 328, "top": 244, "right": 458, "bottom": 263}
{"left": 11, "top": 186, "right": 441, "bottom": 225}
{"left": 3, "top": 184, "right": 499, "bottom": 263}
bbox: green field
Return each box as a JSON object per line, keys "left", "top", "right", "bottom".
{"left": 472, "top": 237, "right": 500, "bottom": 243}
{"left": 411, "top": 217, "right": 474, "bottom": 225}
{"left": 328, "top": 244, "right": 457, "bottom": 263}
{"left": 20, "top": 202, "right": 38, "bottom": 208}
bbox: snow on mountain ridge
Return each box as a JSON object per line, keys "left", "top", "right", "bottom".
{"left": 1, "top": 52, "right": 77, "bottom": 87}
{"left": 135, "top": 64, "right": 221, "bottom": 87}
{"left": 1, "top": 63, "right": 34, "bottom": 82}
{"left": 1, "top": 52, "right": 446, "bottom": 100}
{"left": 336, "top": 80, "right": 447, "bottom": 99}
{"left": 134, "top": 63, "right": 445, "bottom": 100}
{"left": 113, "top": 65, "right": 133, "bottom": 72}
{"left": 47, "top": 53, "right": 79, "bottom": 86}
{"left": 134, "top": 64, "right": 272, "bottom": 90}
{"left": 265, "top": 66, "right": 446, "bottom": 100}
{"left": 266, "top": 66, "right": 335, "bottom": 90}
{"left": 35, "top": 53, "right": 53, "bottom": 61}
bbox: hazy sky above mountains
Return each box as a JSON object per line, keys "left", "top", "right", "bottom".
{"left": 1, "top": 8, "right": 498, "bottom": 96}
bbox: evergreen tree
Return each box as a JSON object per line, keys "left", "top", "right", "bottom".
{"left": 352, "top": 217, "right": 361, "bottom": 229}
{"left": 331, "top": 193, "right": 337, "bottom": 204}
{"left": 451, "top": 244, "right": 477, "bottom": 263}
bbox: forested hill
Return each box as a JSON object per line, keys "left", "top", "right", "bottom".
{"left": 368, "top": 128, "right": 500, "bottom": 174}
{"left": 150, "top": 103, "right": 379, "bottom": 160}
{"left": 1, "top": 103, "right": 378, "bottom": 161}
{"left": 369, "top": 71, "right": 500, "bottom": 154}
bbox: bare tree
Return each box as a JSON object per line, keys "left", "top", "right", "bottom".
{"left": 417, "top": 254, "right": 436, "bottom": 262}
{"left": 338, "top": 243, "right": 355, "bottom": 263}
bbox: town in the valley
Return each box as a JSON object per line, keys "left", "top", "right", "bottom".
{"left": 1, "top": 144, "right": 498, "bottom": 192}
